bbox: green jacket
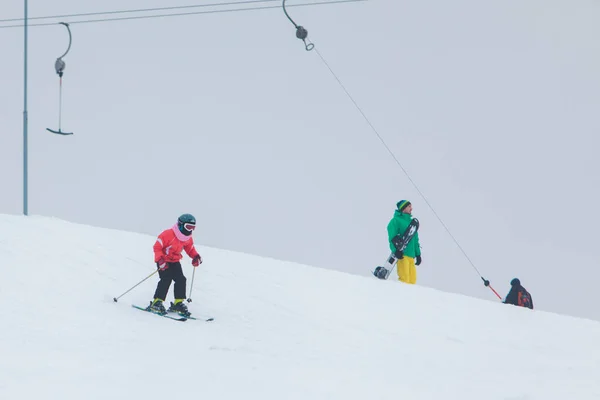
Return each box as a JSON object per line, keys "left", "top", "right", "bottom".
{"left": 387, "top": 210, "right": 421, "bottom": 258}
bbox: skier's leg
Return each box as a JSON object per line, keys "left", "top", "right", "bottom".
{"left": 396, "top": 257, "right": 410, "bottom": 283}
{"left": 171, "top": 262, "right": 187, "bottom": 301}
{"left": 408, "top": 257, "right": 417, "bottom": 284}
{"left": 153, "top": 263, "right": 175, "bottom": 301}
{"left": 167, "top": 262, "right": 190, "bottom": 315}
{"left": 397, "top": 257, "right": 416, "bottom": 284}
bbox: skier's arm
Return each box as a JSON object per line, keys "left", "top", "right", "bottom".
{"left": 153, "top": 232, "right": 167, "bottom": 262}
{"left": 183, "top": 240, "right": 199, "bottom": 259}
{"left": 414, "top": 232, "right": 422, "bottom": 257}
{"left": 387, "top": 220, "right": 399, "bottom": 252}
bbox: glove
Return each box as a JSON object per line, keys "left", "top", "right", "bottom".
{"left": 156, "top": 257, "right": 168, "bottom": 271}
{"left": 394, "top": 250, "right": 404, "bottom": 259}
{"left": 415, "top": 255, "right": 422, "bottom": 266}
{"left": 192, "top": 255, "right": 202, "bottom": 267}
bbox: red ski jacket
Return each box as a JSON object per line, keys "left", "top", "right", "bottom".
{"left": 153, "top": 224, "right": 200, "bottom": 263}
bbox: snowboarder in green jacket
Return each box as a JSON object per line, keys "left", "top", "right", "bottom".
{"left": 387, "top": 200, "right": 421, "bottom": 283}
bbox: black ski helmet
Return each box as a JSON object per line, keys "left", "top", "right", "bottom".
{"left": 177, "top": 213, "right": 196, "bottom": 236}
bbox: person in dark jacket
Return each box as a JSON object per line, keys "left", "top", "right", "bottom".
{"left": 503, "top": 278, "right": 533, "bottom": 309}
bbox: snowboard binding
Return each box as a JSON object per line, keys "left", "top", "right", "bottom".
{"left": 373, "top": 254, "right": 396, "bottom": 280}
{"left": 373, "top": 266, "right": 389, "bottom": 280}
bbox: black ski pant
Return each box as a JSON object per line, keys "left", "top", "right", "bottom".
{"left": 153, "top": 261, "right": 186, "bottom": 301}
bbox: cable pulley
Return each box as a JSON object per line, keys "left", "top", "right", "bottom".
{"left": 282, "top": 0, "right": 314, "bottom": 51}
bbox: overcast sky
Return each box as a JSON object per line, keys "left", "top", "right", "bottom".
{"left": 1, "top": 0, "right": 599, "bottom": 320}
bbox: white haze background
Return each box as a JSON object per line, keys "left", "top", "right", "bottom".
{"left": 1, "top": 0, "right": 599, "bottom": 320}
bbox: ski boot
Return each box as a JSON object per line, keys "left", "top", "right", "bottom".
{"left": 147, "top": 299, "right": 167, "bottom": 315}
{"left": 168, "top": 300, "right": 191, "bottom": 317}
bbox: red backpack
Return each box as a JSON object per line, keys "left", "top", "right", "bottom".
{"left": 517, "top": 289, "right": 533, "bottom": 309}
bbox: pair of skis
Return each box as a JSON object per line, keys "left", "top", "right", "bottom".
{"left": 131, "top": 304, "right": 214, "bottom": 322}
{"left": 373, "top": 218, "right": 419, "bottom": 280}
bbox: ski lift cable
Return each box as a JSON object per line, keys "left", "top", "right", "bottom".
{"left": 0, "top": 0, "right": 280, "bottom": 23}
{"left": 0, "top": 0, "right": 364, "bottom": 28}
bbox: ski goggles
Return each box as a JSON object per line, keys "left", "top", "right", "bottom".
{"left": 183, "top": 223, "right": 196, "bottom": 231}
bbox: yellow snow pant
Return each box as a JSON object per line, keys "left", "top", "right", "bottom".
{"left": 396, "top": 256, "right": 417, "bottom": 284}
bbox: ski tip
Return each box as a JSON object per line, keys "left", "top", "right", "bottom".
{"left": 186, "top": 315, "right": 214, "bottom": 322}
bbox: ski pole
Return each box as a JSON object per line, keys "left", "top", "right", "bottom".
{"left": 113, "top": 270, "right": 158, "bottom": 302}
{"left": 187, "top": 267, "right": 196, "bottom": 303}
{"left": 482, "top": 277, "right": 502, "bottom": 300}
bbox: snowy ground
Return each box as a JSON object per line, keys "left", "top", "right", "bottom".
{"left": 1, "top": 214, "right": 599, "bottom": 400}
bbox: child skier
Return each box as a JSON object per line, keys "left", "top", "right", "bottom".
{"left": 147, "top": 213, "right": 202, "bottom": 316}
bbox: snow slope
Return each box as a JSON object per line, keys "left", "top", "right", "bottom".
{"left": 1, "top": 214, "right": 599, "bottom": 400}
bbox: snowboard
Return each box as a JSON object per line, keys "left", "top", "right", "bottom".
{"left": 373, "top": 218, "right": 419, "bottom": 280}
